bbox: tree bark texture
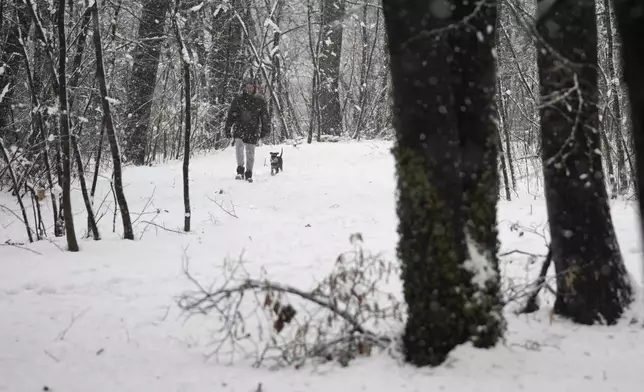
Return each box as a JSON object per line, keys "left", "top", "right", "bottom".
{"left": 602, "top": 0, "right": 627, "bottom": 194}
{"left": 383, "top": 0, "right": 504, "bottom": 367}
{"left": 537, "top": 0, "right": 632, "bottom": 325}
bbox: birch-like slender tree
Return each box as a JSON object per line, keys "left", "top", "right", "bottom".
{"left": 91, "top": 0, "right": 135, "bottom": 240}
{"left": 55, "top": 0, "right": 80, "bottom": 251}
{"left": 172, "top": 0, "right": 192, "bottom": 232}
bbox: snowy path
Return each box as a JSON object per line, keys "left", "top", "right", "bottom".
{"left": 1, "top": 141, "right": 644, "bottom": 391}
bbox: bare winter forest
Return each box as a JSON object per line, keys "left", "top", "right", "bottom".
{"left": 3, "top": 0, "right": 644, "bottom": 380}
{"left": 0, "top": 0, "right": 640, "bottom": 246}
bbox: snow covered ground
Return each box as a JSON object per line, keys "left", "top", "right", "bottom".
{"left": 1, "top": 140, "right": 644, "bottom": 392}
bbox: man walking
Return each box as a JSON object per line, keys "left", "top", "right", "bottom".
{"left": 224, "top": 78, "right": 271, "bottom": 182}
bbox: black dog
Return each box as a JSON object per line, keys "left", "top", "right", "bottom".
{"left": 270, "top": 148, "right": 283, "bottom": 176}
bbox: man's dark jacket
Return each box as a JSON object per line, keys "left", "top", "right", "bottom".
{"left": 224, "top": 92, "right": 270, "bottom": 144}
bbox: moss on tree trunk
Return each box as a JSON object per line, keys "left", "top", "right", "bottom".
{"left": 383, "top": 0, "right": 504, "bottom": 367}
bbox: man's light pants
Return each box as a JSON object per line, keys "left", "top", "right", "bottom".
{"left": 235, "top": 138, "right": 256, "bottom": 172}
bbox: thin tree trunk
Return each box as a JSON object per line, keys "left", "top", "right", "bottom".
{"left": 71, "top": 135, "right": 100, "bottom": 240}
{"left": 22, "top": 0, "right": 67, "bottom": 234}
{"left": 173, "top": 1, "right": 192, "bottom": 233}
{"left": 63, "top": 4, "right": 98, "bottom": 240}
{"left": 0, "top": 138, "right": 34, "bottom": 243}
{"left": 56, "top": 0, "right": 80, "bottom": 252}
{"left": 176, "top": 85, "right": 184, "bottom": 160}
{"left": 90, "top": 0, "right": 134, "bottom": 240}
{"left": 67, "top": 6, "right": 92, "bottom": 112}
{"left": 498, "top": 78, "right": 517, "bottom": 190}
{"left": 497, "top": 129, "right": 512, "bottom": 201}
{"left": 601, "top": 126, "right": 618, "bottom": 198}
{"left": 603, "top": 0, "right": 627, "bottom": 194}
{"left": 15, "top": 23, "right": 62, "bottom": 237}
{"left": 496, "top": 77, "right": 511, "bottom": 201}
{"left": 354, "top": 6, "right": 381, "bottom": 140}
{"left": 89, "top": 117, "right": 105, "bottom": 232}
{"left": 25, "top": 183, "right": 45, "bottom": 240}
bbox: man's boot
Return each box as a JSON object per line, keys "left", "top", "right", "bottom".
{"left": 245, "top": 170, "right": 253, "bottom": 183}
{"left": 235, "top": 165, "right": 245, "bottom": 180}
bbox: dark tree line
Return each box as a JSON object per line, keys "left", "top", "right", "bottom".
{"left": 0, "top": 0, "right": 138, "bottom": 250}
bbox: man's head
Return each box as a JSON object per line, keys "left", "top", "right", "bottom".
{"left": 243, "top": 78, "right": 256, "bottom": 95}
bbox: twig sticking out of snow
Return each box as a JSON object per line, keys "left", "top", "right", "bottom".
{"left": 56, "top": 308, "right": 90, "bottom": 341}
{"left": 44, "top": 350, "right": 60, "bottom": 363}
{"left": 207, "top": 195, "right": 238, "bottom": 218}
{"left": 141, "top": 220, "right": 188, "bottom": 235}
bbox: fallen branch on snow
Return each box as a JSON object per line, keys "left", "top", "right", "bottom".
{"left": 1, "top": 240, "right": 43, "bottom": 255}
{"left": 141, "top": 220, "right": 188, "bottom": 235}
{"left": 176, "top": 233, "right": 403, "bottom": 368}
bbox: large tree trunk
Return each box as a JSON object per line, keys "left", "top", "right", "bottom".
{"left": 611, "top": 0, "right": 644, "bottom": 289}
{"left": 318, "top": 0, "right": 344, "bottom": 136}
{"left": 611, "top": 2, "right": 644, "bottom": 185}
{"left": 536, "top": 0, "right": 633, "bottom": 325}
{"left": 383, "top": 0, "right": 504, "bottom": 367}
{"left": 123, "top": 0, "right": 171, "bottom": 165}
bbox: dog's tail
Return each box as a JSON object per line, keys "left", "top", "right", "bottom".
{"left": 279, "top": 147, "right": 283, "bottom": 157}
